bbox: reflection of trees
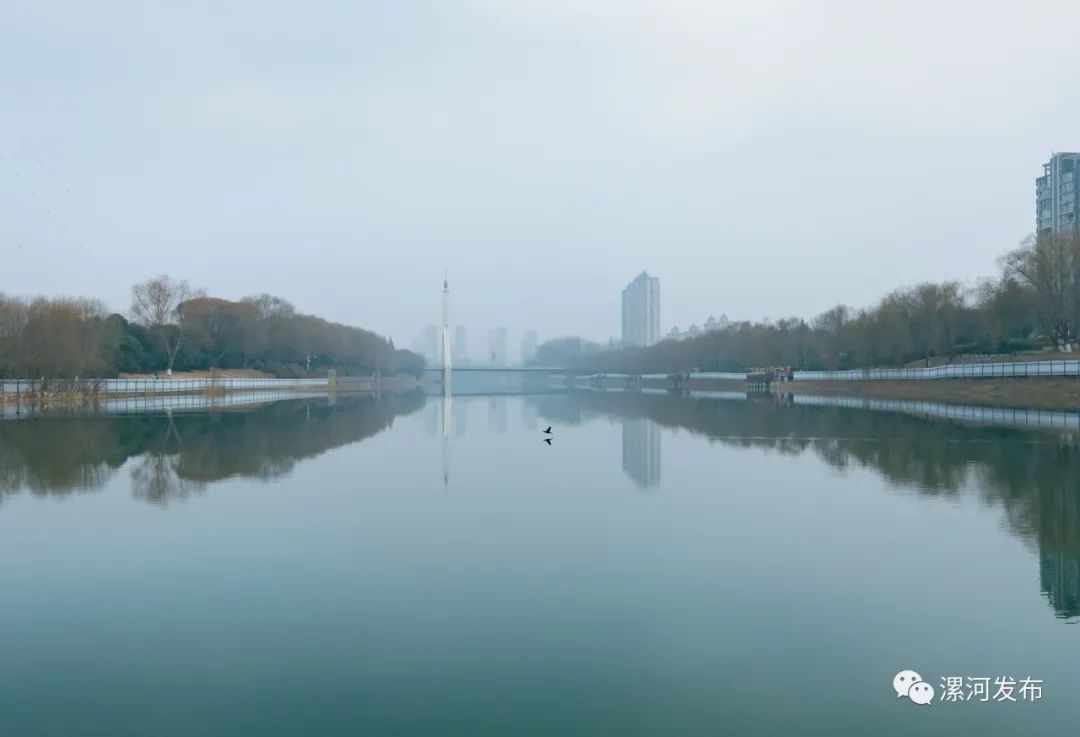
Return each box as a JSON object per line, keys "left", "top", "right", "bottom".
{"left": 128, "top": 410, "right": 207, "bottom": 504}
{"left": 531, "top": 392, "right": 1080, "bottom": 618}
{"left": 130, "top": 453, "right": 206, "bottom": 504}
{"left": 1037, "top": 479, "right": 1080, "bottom": 618}
{"left": 0, "top": 414, "right": 135, "bottom": 496}
{"left": 0, "top": 392, "right": 424, "bottom": 504}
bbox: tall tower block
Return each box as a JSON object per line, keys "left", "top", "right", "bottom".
{"left": 441, "top": 273, "right": 452, "bottom": 394}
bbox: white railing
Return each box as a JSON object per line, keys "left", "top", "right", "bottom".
{"left": 0, "top": 390, "right": 329, "bottom": 419}
{"left": 573, "top": 360, "right": 1080, "bottom": 384}
{"left": 0, "top": 377, "right": 330, "bottom": 396}
{"left": 793, "top": 359, "right": 1080, "bottom": 381}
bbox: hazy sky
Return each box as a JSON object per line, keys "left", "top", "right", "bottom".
{"left": 3, "top": 0, "right": 1079, "bottom": 356}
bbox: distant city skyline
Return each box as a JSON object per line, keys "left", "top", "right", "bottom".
{"left": 418, "top": 267, "right": 739, "bottom": 356}
{"left": 415, "top": 279, "right": 543, "bottom": 365}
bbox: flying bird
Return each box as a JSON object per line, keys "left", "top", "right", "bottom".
{"left": 543, "top": 438, "right": 552, "bottom": 445}
{"left": 544, "top": 426, "right": 552, "bottom": 434}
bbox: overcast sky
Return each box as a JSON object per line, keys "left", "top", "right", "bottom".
{"left": 3, "top": 0, "right": 1079, "bottom": 358}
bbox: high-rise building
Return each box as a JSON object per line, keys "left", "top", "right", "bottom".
{"left": 488, "top": 327, "right": 508, "bottom": 367}
{"left": 1037, "top": 152, "right": 1080, "bottom": 233}
{"left": 453, "top": 325, "right": 468, "bottom": 364}
{"left": 441, "top": 275, "right": 451, "bottom": 397}
{"left": 522, "top": 329, "right": 538, "bottom": 365}
{"left": 621, "top": 272, "right": 660, "bottom": 347}
{"left": 422, "top": 324, "right": 439, "bottom": 365}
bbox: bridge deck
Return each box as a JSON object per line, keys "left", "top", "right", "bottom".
{"left": 424, "top": 366, "right": 576, "bottom": 373}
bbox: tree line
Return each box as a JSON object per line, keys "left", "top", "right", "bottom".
{"left": 0, "top": 275, "right": 425, "bottom": 379}
{"left": 536, "top": 231, "right": 1080, "bottom": 374}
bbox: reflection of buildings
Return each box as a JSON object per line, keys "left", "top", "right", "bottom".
{"left": 1040, "top": 551, "right": 1080, "bottom": 619}
{"left": 424, "top": 400, "right": 439, "bottom": 437}
{"left": 622, "top": 418, "right": 661, "bottom": 488}
{"left": 1038, "top": 479, "right": 1080, "bottom": 618}
{"left": 441, "top": 391, "right": 450, "bottom": 488}
{"left": 521, "top": 400, "right": 538, "bottom": 431}
{"left": 453, "top": 397, "right": 468, "bottom": 436}
{"left": 488, "top": 397, "right": 508, "bottom": 434}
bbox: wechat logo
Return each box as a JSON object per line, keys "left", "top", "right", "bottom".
{"left": 893, "top": 670, "right": 934, "bottom": 705}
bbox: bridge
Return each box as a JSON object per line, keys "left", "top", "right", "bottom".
{"left": 423, "top": 366, "right": 576, "bottom": 374}
{"left": 422, "top": 366, "right": 575, "bottom": 395}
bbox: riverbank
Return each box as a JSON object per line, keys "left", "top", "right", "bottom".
{"left": 590, "top": 372, "right": 1080, "bottom": 411}
{"left": 0, "top": 376, "right": 421, "bottom": 408}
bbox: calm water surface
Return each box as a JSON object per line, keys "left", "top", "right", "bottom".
{"left": 1, "top": 391, "right": 1077, "bottom": 736}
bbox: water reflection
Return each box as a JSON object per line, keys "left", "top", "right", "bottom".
{"left": 0, "top": 393, "right": 423, "bottom": 505}
{"left": 621, "top": 419, "right": 661, "bottom": 489}
{"left": 442, "top": 392, "right": 451, "bottom": 490}
{"left": 487, "top": 397, "right": 507, "bottom": 434}
{"left": 129, "top": 450, "right": 206, "bottom": 504}
{"left": 531, "top": 391, "right": 1080, "bottom": 619}
{"left": 453, "top": 398, "right": 468, "bottom": 436}
{"left": 423, "top": 400, "right": 439, "bottom": 437}
{"left": 521, "top": 400, "right": 538, "bottom": 432}
{"left": 5, "top": 388, "right": 1080, "bottom": 621}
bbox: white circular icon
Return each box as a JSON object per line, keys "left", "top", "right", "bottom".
{"left": 893, "top": 670, "right": 923, "bottom": 698}
{"left": 908, "top": 681, "right": 935, "bottom": 705}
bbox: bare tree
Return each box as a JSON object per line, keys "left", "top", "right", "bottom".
{"left": 0, "top": 295, "right": 30, "bottom": 376}
{"left": 130, "top": 276, "right": 204, "bottom": 375}
{"left": 183, "top": 297, "right": 261, "bottom": 367}
{"left": 242, "top": 293, "right": 296, "bottom": 320}
{"left": 1003, "top": 232, "right": 1080, "bottom": 350}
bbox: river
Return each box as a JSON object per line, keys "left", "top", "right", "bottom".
{"left": 0, "top": 391, "right": 1076, "bottom": 736}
